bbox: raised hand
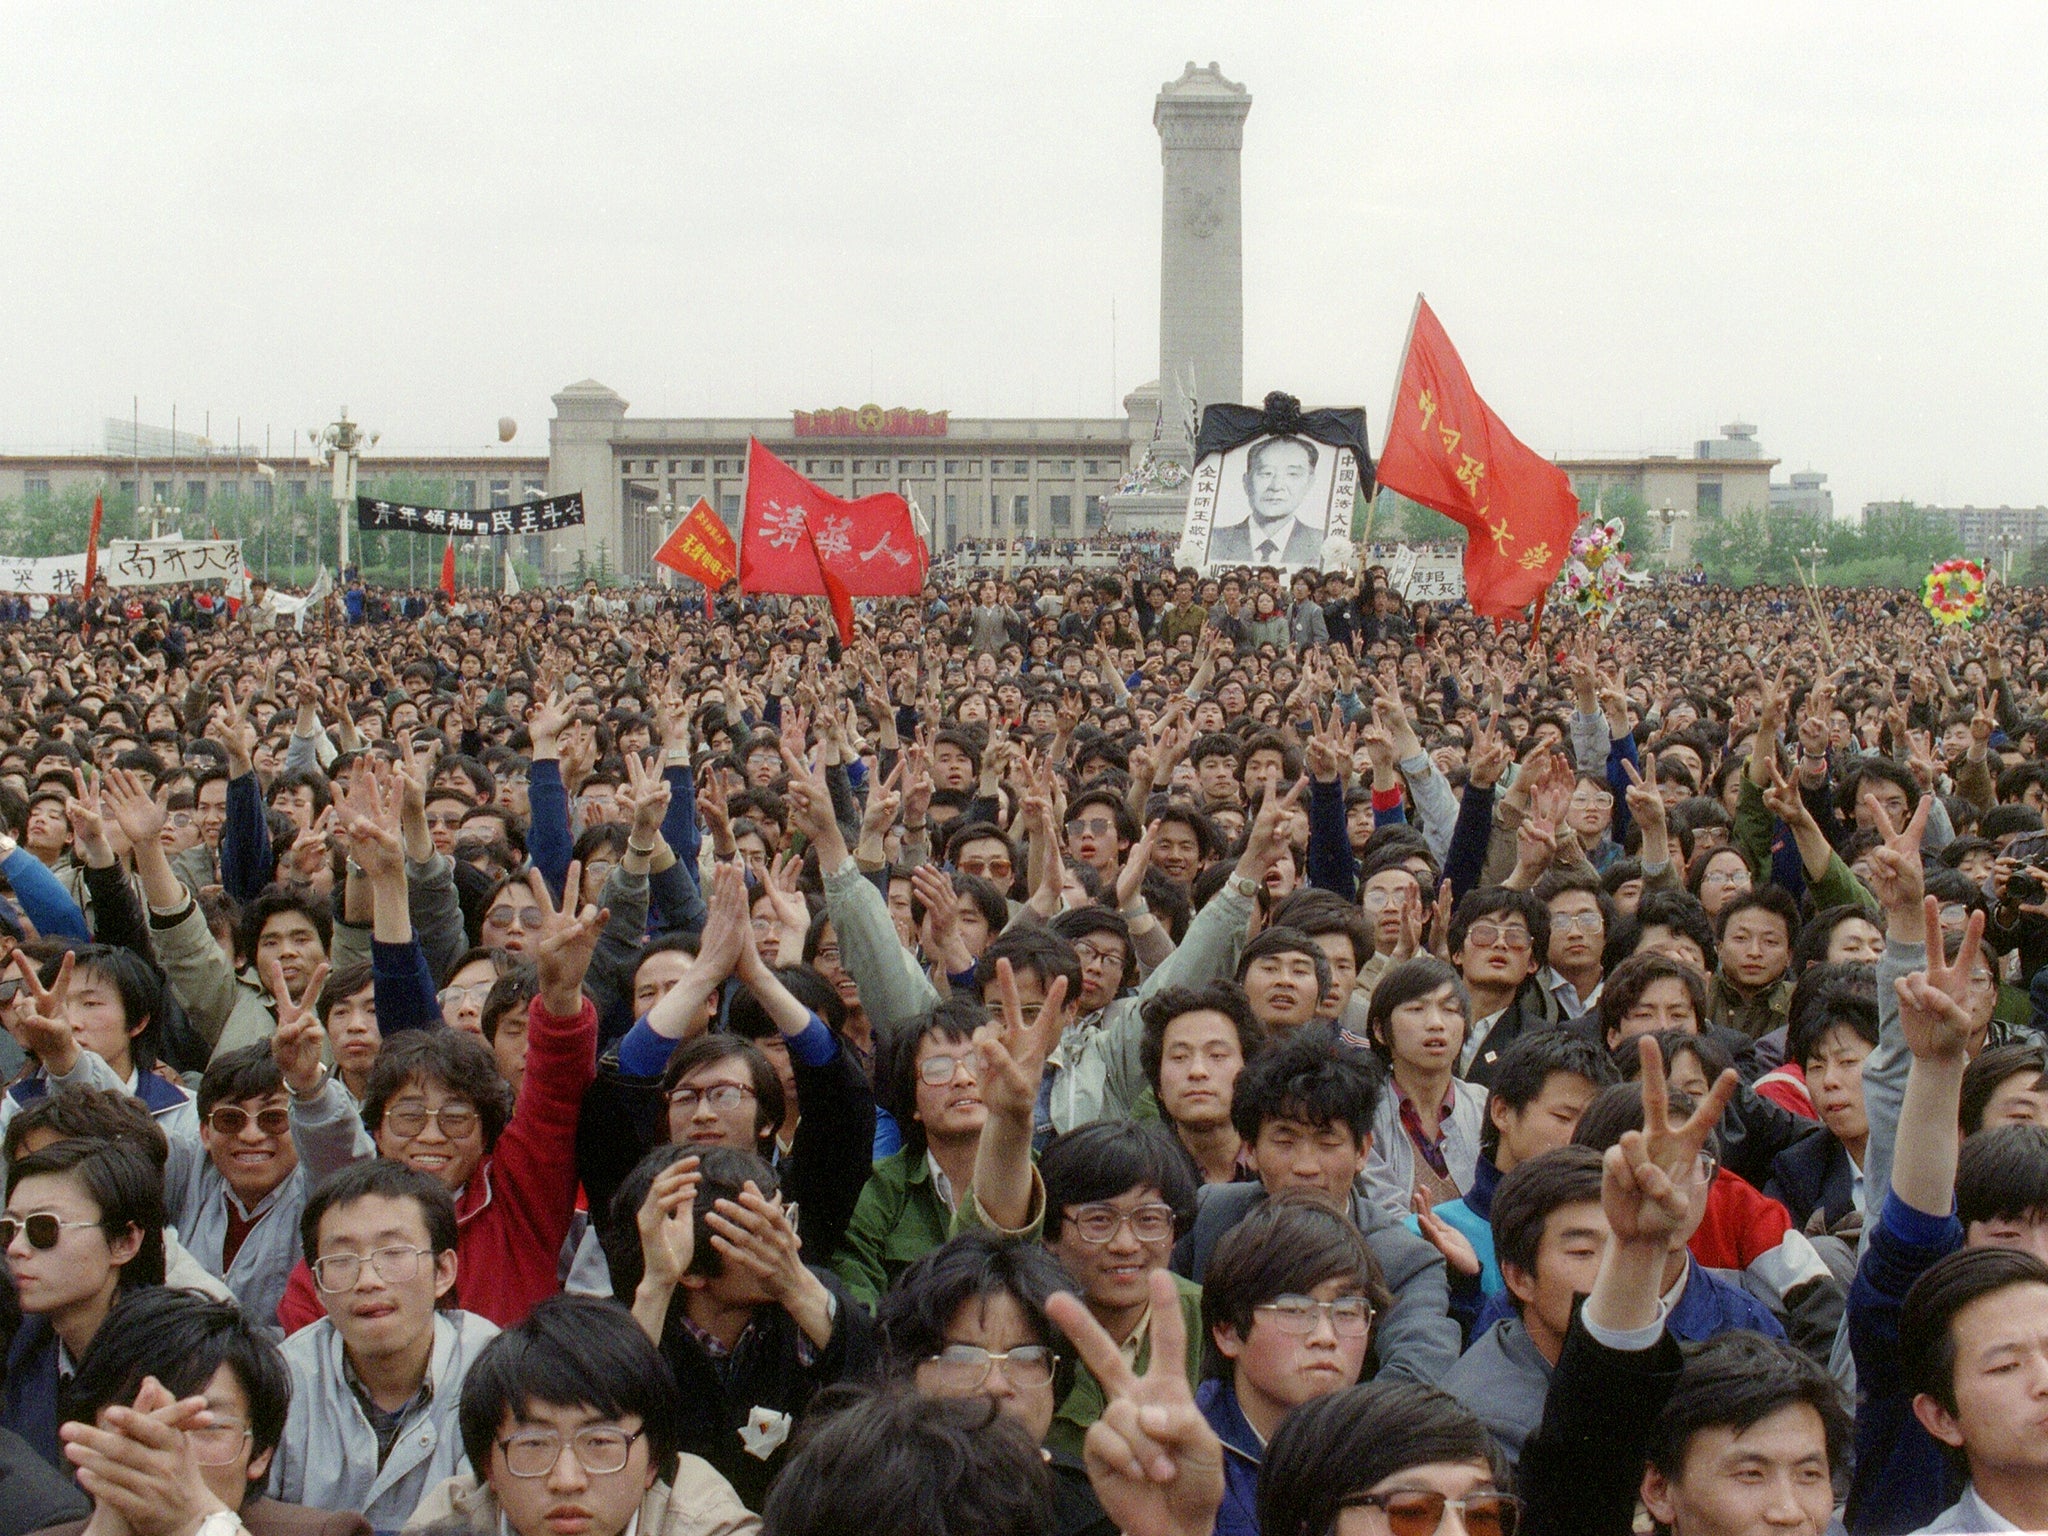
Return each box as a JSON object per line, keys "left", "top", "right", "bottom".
{"left": 9, "top": 950, "right": 79, "bottom": 1075}
{"left": 693, "top": 860, "right": 751, "bottom": 982}
{"left": 618, "top": 751, "right": 673, "bottom": 845}
{"left": 60, "top": 1375, "right": 231, "bottom": 1536}
{"left": 1911, "top": 893, "right": 1988, "bottom": 1054}
{"left": 1412, "top": 1188, "right": 1482, "bottom": 1277}
{"left": 265, "top": 954, "right": 332, "bottom": 1094}
{"left": 217, "top": 683, "right": 257, "bottom": 777}
{"left": 531, "top": 863, "right": 609, "bottom": 1016}
{"left": 1115, "top": 820, "right": 1157, "bottom": 912}
{"left": 1620, "top": 753, "right": 1668, "bottom": 842}
{"left": 976, "top": 956, "right": 1069, "bottom": 1127}
{"left": 65, "top": 769, "right": 115, "bottom": 867}
{"left": 634, "top": 1155, "right": 700, "bottom": 1294}
{"left": 1045, "top": 1269, "right": 1225, "bottom": 1536}
{"left": 1465, "top": 714, "right": 1512, "bottom": 791}
{"left": 913, "top": 862, "right": 972, "bottom": 976}
{"left": 1233, "top": 776, "right": 1307, "bottom": 882}
{"left": 1606, "top": 1034, "right": 1738, "bottom": 1250}
{"left": 1864, "top": 794, "right": 1931, "bottom": 923}
{"left": 337, "top": 764, "right": 406, "bottom": 884}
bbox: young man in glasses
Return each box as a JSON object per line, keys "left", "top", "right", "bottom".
{"left": 405, "top": 1295, "right": 752, "bottom": 1536}
{"left": 1532, "top": 872, "right": 1613, "bottom": 1025}
{"left": 1447, "top": 889, "right": 1559, "bottom": 1088}
{"left": 54, "top": 1287, "right": 369, "bottom": 1536}
{"left": 1197, "top": 1194, "right": 1388, "bottom": 1536}
{"left": 270, "top": 1160, "right": 497, "bottom": 1532}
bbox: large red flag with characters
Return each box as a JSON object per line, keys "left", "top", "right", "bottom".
{"left": 1376, "top": 297, "right": 1579, "bottom": 622}
{"left": 737, "top": 439, "right": 926, "bottom": 641}
{"left": 653, "top": 498, "right": 738, "bottom": 587}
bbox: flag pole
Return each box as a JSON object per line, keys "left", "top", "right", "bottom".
{"left": 1367, "top": 294, "right": 1425, "bottom": 569}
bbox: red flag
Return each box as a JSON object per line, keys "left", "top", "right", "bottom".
{"left": 654, "top": 498, "right": 738, "bottom": 586}
{"left": 1376, "top": 297, "right": 1579, "bottom": 622}
{"left": 440, "top": 537, "right": 457, "bottom": 598}
{"left": 81, "top": 495, "right": 104, "bottom": 593}
{"left": 738, "top": 439, "right": 925, "bottom": 603}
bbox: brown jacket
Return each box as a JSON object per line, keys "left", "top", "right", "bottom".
{"left": 404, "top": 1470, "right": 758, "bottom": 1536}
{"left": 35, "top": 1497, "right": 368, "bottom": 1536}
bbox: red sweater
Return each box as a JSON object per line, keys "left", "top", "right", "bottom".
{"left": 277, "top": 994, "right": 598, "bottom": 1333}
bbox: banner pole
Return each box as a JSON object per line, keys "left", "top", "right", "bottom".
{"left": 1364, "top": 295, "right": 1424, "bottom": 570}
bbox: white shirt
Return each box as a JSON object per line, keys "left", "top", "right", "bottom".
{"left": 1914, "top": 1486, "right": 2025, "bottom": 1532}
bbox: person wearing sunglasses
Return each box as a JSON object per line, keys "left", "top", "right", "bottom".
{"left": 1199, "top": 1194, "right": 1390, "bottom": 1536}
{"left": 1446, "top": 888, "right": 1557, "bottom": 1090}
{"left": 53, "top": 1287, "right": 369, "bottom": 1536}
{"left": 0, "top": 1139, "right": 165, "bottom": 1472}
{"left": 271, "top": 1160, "right": 496, "bottom": 1531}
{"left": 405, "top": 1296, "right": 751, "bottom": 1536}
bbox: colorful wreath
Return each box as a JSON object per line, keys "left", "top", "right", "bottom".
{"left": 1922, "top": 558, "right": 1989, "bottom": 627}
{"left": 1562, "top": 517, "right": 1633, "bottom": 628}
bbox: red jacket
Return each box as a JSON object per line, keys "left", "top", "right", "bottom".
{"left": 277, "top": 994, "right": 597, "bottom": 1332}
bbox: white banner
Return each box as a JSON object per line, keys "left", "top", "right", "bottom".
{"left": 1176, "top": 436, "right": 1361, "bottom": 577}
{"left": 1382, "top": 545, "right": 1466, "bottom": 602}
{"left": 0, "top": 539, "right": 245, "bottom": 595}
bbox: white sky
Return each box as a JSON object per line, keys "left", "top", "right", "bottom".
{"left": 4, "top": 2, "right": 2044, "bottom": 520}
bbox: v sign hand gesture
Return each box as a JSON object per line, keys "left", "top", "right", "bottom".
{"left": 265, "top": 953, "right": 332, "bottom": 1098}
{"left": 9, "top": 950, "right": 79, "bottom": 1077}
{"left": 532, "top": 863, "right": 608, "bottom": 1018}
{"left": 967, "top": 957, "right": 1069, "bottom": 1232}
{"left": 1045, "top": 1270, "right": 1225, "bottom": 1536}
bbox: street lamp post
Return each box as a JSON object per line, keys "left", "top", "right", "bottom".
{"left": 1655, "top": 500, "right": 1691, "bottom": 569}
{"left": 1996, "top": 528, "right": 2019, "bottom": 583}
{"left": 1797, "top": 542, "right": 1833, "bottom": 657}
{"left": 310, "top": 408, "right": 378, "bottom": 580}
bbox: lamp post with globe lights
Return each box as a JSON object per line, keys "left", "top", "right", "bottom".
{"left": 310, "top": 409, "right": 378, "bottom": 579}
{"left": 1655, "top": 500, "right": 1690, "bottom": 569}
{"left": 1797, "top": 541, "right": 1832, "bottom": 657}
{"left": 1996, "top": 527, "right": 2020, "bottom": 584}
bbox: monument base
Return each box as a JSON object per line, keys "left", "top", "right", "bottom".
{"left": 1105, "top": 491, "right": 1189, "bottom": 539}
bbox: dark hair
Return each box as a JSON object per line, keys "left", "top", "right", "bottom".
{"left": 679, "top": 1146, "right": 779, "bottom": 1281}
{"left": 1234, "top": 925, "right": 1334, "bottom": 1001}
{"left": 875, "top": 1231, "right": 1073, "bottom": 1387}
{"left": 7, "top": 1139, "right": 165, "bottom": 1288}
{"left": 68, "top": 1289, "right": 290, "bottom": 1484}
{"left": 299, "top": 1159, "right": 459, "bottom": 1266}
{"left": 196, "top": 1042, "right": 285, "bottom": 1119}
{"left": 1200, "top": 1192, "right": 1389, "bottom": 1347}
{"left": 1714, "top": 885, "right": 1800, "bottom": 947}
{"left": 1785, "top": 988, "right": 1879, "bottom": 1075}
{"left": 480, "top": 964, "right": 540, "bottom": 1045}
{"left": 1231, "top": 1023, "right": 1382, "bottom": 1146}
{"left": 658, "top": 1034, "right": 785, "bottom": 1153}
{"left": 949, "top": 872, "right": 1010, "bottom": 938}
{"left": 729, "top": 965, "right": 845, "bottom": 1044}
{"left": 1048, "top": 906, "right": 1138, "bottom": 995}
{"left": 1598, "top": 951, "right": 1708, "bottom": 1048}
{"left": 1646, "top": 1331, "right": 1851, "bottom": 1486}
{"left": 1835, "top": 755, "right": 1920, "bottom": 819}
{"left": 1961, "top": 1043, "right": 2048, "bottom": 1137}
{"left": 1901, "top": 1246, "right": 2048, "bottom": 1414}
{"left": 1490, "top": 1145, "right": 1606, "bottom": 1288}
{"left": 1267, "top": 890, "right": 1372, "bottom": 971}
{"left": 1480, "top": 1031, "right": 1620, "bottom": 1157}
{"left": 363, "top": 1030, "right": 517, "bottom": 1153}
{"left": 47, "top": 946, "right": 166, "bottom": 1073}
{"left": 1362, "top": 957, "right": 1468, "bottom": 1061}
{"left": 3, "top": 1086, "right": 169, "bottom": 1171}
{"left": 761, "top": 1389, "right": 1051, "bottom": 1536}
{"left": 1138, "top": 980, "right": 1266, "bottom": 1101}
{"left": 237, "top": 889, "right": 332, "bottom": 971}
{"left": 458, "top": 1294, "right": 683, "bottom": 1481}
{"left": 1957, "top": 1123, "right": 2048, "bottom": 1229}
{"left": 1448, "top": 886, "right": 1550, "bottom": 964}
{"left": 315, "top": 960, "right": 376, "bottom": 1024}
{"left": 1573, "top": 1080, "right": 1703, "bottom": 1159}
{"left": 973, "top": 925, "right": 1083, "bottom": 1008}
{"left": 1791, "top": 904, "right": 1884, "bottom": 976}
{"left": 1039, "top": 1121, "right": 1196, "bottom": 1245}
{"left": 1615, "top": 888, "right": 1720, "bottom": 975}
{"left": 1259, "top": 1382, "right": 1505, "bottom": 1536}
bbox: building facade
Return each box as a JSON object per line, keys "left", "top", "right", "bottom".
{"left": 1559, "top": 423, "right": 1779, "bottom": 565}
{"left": 1864, "top": 500, "right": 2048, "bottom": 570}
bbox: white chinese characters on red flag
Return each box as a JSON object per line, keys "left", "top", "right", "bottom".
{"left": 736, "top": 439, "right": 926, "bottom": 601}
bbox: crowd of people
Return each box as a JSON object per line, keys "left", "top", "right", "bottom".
{"left": 0, "top": 538, "right": 2047, "bottom": 1536}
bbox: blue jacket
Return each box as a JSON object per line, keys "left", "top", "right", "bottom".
{"left": 1470, "top": 1253, "right": 1785, "bottom": 1344}
{"left": 1195, "top": 1378, "right": 1262, "bottom": 1536}
{"left": 1846, "top": 1193, "right": 1964, "bottom": 1535}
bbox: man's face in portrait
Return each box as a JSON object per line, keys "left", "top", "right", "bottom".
{"left": 1243, "top": 437, "right": 1316, "bottom": 524}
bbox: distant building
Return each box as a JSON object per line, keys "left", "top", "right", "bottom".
{"left": 1558, "top": 423, "right": 1779, "bottom": 566}
{"left": 1771, "top": 471, "right": 1833, "bottom": 520}
{"left": 1864, "top": 500, "right": 2048, "bottom": 568}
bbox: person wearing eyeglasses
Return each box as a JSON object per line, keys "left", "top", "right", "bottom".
{"left": 606, "top": 1145, "right": 871, "bottom": 1512}
{"left": 871, "top": 1231, "right": 1117, "bottom": 1536}
{"left": 271, "top": 1161, "right": 497, "bottom": 1532}
{"left": 45, "top": 1287, "right": 369, "bottom": 1536}
{"left": 0, "top": 1140, "right": 165, "bottom": 1472}
{"left": 1197, "top": 1194, "right": 1389, "bottom": 1536}
{"left": 1532, "top": 872, "right": 1613, "bottom": 1025}
{"left": 402, "top": 1295, "right": 754, "bottom": 1536}
{"left": 1446, "top": 889, "right": 1559, "bottom": 1088}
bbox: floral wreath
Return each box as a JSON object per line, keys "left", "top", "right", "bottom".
{"left": 1922, "top": 558, "right": 1989, "bottom": 627}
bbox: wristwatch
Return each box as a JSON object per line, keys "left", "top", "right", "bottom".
{"left": 1228, "top": 873, "right": 1261, "bottom": 899}
{"left": 285, "top": 1062, "right": 330, "bottom": 1102}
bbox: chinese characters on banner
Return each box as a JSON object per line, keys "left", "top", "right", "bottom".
{"left": 653, "top": 499, "right": 738, "bottom": 586}
{"left": 0, "top": 540, "right": 245, "bottom": 595}
{"left": 1374, "top": 297, "right": 1578, "bottom": 622}
{"left": 737, "top": 440, "right": 926, "bottom": 602}
{"left": 356, "top": 493, "right": 585, "bottom": 537}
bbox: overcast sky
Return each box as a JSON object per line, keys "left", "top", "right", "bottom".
{"left": 4, "top": 2, "right": 2043, "bottom": 521}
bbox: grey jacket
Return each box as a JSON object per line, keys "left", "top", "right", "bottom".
{"left": 271, "top": 1309, "right": 499, "bottom": 1532}
{"left": 1439, "top": 1316, "right": 1552, "bottom": 1470}
{"left": 822, "top": 856, "right": 942, "bottom": 1036}
{"left": 149, "top": 896, "right": 278, "bottom": 1060}
{"left": 1859, "top": 934, "right": 1923, "bottom": 1246}
{"left": 329, "top": 853, "right": 469, "bottom": 987}
{"left": 1362, "top": 1075, "right": 1489, "bottom": 1223}
{"left": 1176, "top": 1181, "right": 1461, "bottom": 1387}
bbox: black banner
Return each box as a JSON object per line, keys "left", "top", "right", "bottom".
{"left": 1194, "top": 393, "right": 1375, "bottom": 502}
{"left": 356, "top": 492, "right": 584, "bottom": 538}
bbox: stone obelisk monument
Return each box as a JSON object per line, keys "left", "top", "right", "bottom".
{"left": 1153, "top": 61, "right": 1251, "bottom": 463}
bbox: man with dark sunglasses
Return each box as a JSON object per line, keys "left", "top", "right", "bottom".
{"left": 162, "top": 1043, "right": 309, "bottom": 1325}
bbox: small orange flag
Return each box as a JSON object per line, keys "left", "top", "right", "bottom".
{"left": 1376, "top": 297, "right": 1579, "bottom": 622}
{"left": 653, "top": 499, "right": 738, "bottom": 587}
